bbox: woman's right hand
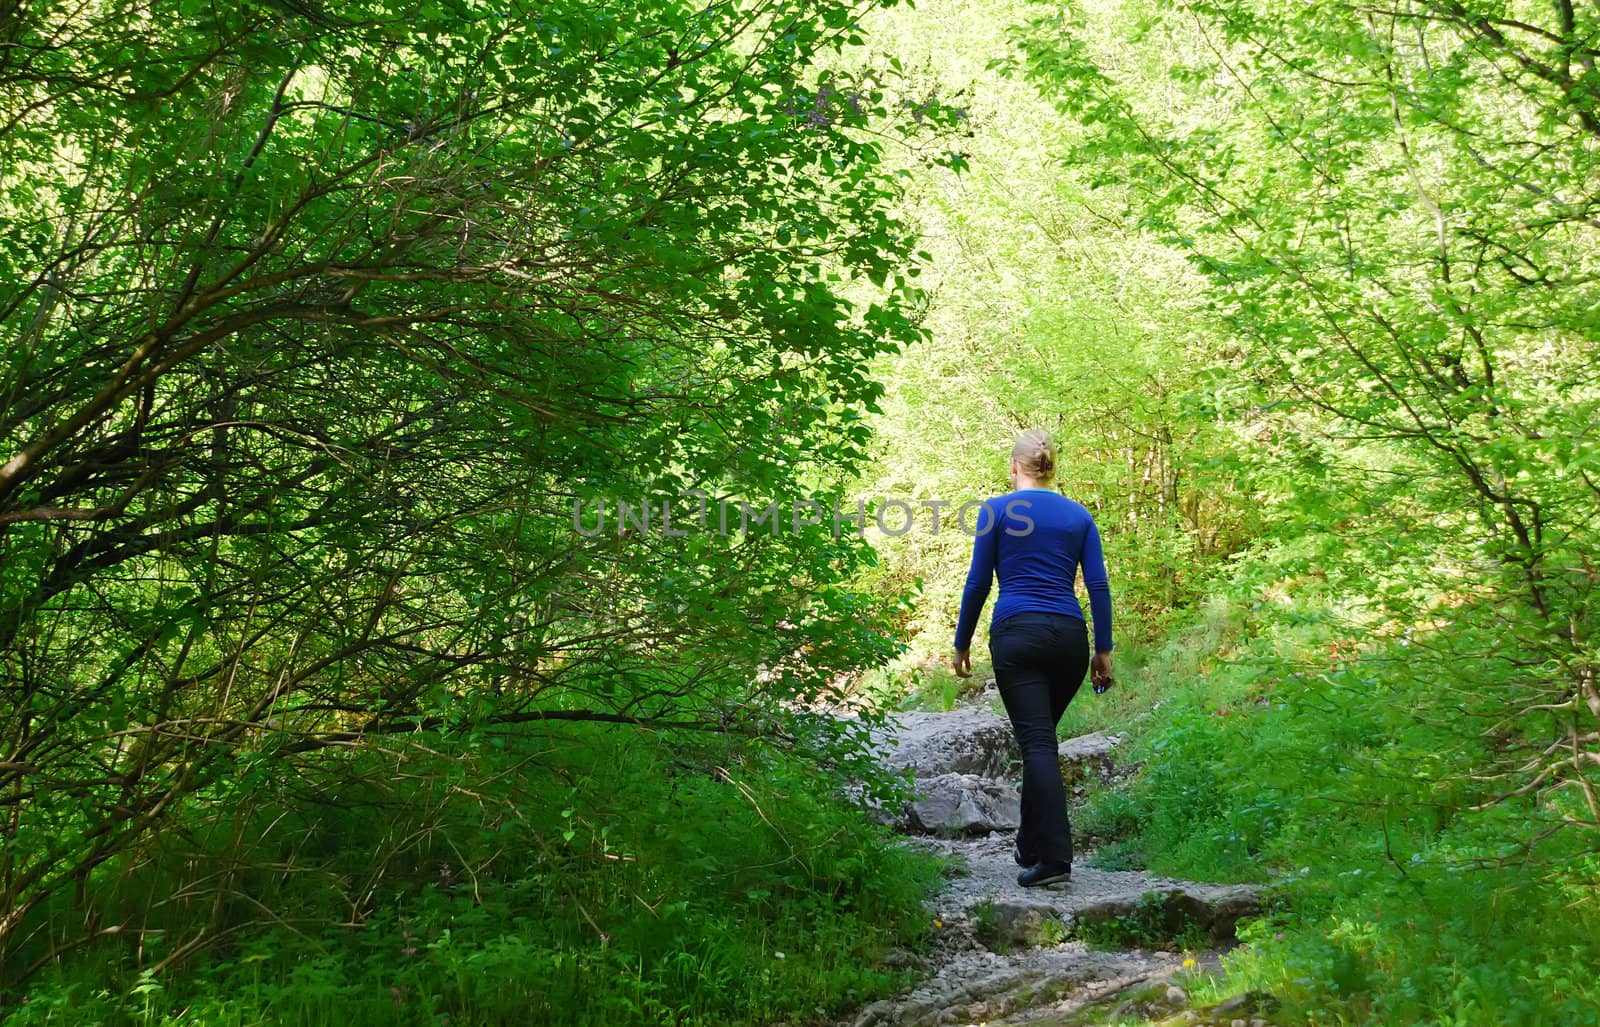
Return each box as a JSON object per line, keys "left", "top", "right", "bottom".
{"left": 1091, "top": 651, "right": 1113, "bottom": 688}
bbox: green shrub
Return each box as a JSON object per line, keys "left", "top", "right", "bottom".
{"left": 1081, "top": 579, "right": 1600, "bottom": 1024}
{"left": 3, "top": 727, "right": 941, "bottom": 1027}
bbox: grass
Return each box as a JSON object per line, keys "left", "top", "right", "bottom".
{"left": 2, "top": 725, "right": 943, "bottom": 1027}
{"left": 1054, "top": 587, "right": 1600, "bottom": 1025}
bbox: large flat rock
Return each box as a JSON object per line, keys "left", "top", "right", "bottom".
{"left": 870, "top": 709, "right": 1019, "bottom": 780}
{"left": 912, "top": 835, "right": 1264, "bottom": 950}
{"left": 845, "top": 943, "right": 1179, "bottom": 1027}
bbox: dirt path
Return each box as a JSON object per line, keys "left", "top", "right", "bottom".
{"left": 837, "top": 706, "right": 1271, "bottom": 1027}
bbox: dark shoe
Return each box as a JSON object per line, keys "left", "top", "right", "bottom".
{"left": 1012, "top": 845, "right": 1037, "bottom": 868}
{"left": 1017, "top": 861, "right": 1071, "bottom": 888}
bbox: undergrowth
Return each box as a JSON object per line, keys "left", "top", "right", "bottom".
{"left": 1067, "top": 585, "right": 1600, "bottom": 1025}
{"left": 3, "top": 725, "right": 941, "bottom": 1026}
{"left": 1068, "top": 892, "right": 1209, "bottom": 952}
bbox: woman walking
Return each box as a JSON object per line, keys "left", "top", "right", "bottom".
{"left": 952, "top": 430, "right": 1113, "bottom": 887}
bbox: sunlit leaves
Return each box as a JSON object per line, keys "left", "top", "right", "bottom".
{"left": 1013, "top": 0, "right": 1600, "bottom": 840}
{"left": 0, "top": 0, "right": 939, "bottom": 974}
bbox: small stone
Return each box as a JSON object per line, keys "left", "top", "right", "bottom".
{"left": 1232, "top": 1019, "right": 1247, "bottom": 1027}
{"left": 1250, "top": 1020, "right": 1267, "bottom": 1027}
{"left": 1165, "top": 985, "right": 1189, "bottom": 1007}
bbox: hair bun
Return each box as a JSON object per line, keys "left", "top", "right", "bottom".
{"left": 1011, "top": 429, "right": 1057, "bottom": 485}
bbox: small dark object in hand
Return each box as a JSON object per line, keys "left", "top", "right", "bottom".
{"left": 1093, "top": 677, "right": 1114, "bottom": 695}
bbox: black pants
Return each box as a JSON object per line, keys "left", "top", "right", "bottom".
{"left": 989, "top": 611, "right": 1090, "bottom": 867}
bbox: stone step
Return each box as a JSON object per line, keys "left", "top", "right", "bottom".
{"left": 914, "top": 835, "right": 1263, "bottom": 950}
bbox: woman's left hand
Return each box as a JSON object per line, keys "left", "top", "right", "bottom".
{"left": 952, "top": 649, "right": 972, "bottom": 678}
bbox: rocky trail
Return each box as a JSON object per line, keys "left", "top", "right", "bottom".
{"left": 835, "top": 703, "right": 1277, "bottom": 1027}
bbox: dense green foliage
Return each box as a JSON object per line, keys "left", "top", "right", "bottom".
{"left": 1008, "top": 0, "right": 1600, "bottom": 841}
{"left": 0, "top": 0, "right": 960, "bottom": 1007}
{"left": 1067, "top": 589, "right": 1600, "bottom": 1024}
{"left": 843, "top": 0, "right": 1267, "bottom": 696}
{"left": 7, "top": 0, "right": 1600, "bottom": 1022}
{"left": 4, "top": 725, "right": 938, "bottom": 1025}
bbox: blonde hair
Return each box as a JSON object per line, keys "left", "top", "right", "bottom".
{"left": 1011, "top": 429, "right": 1056, "bottom": 485}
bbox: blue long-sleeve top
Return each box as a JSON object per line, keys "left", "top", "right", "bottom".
{"left": 953, "top": 488, "right": 1113, "bottom": 653}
